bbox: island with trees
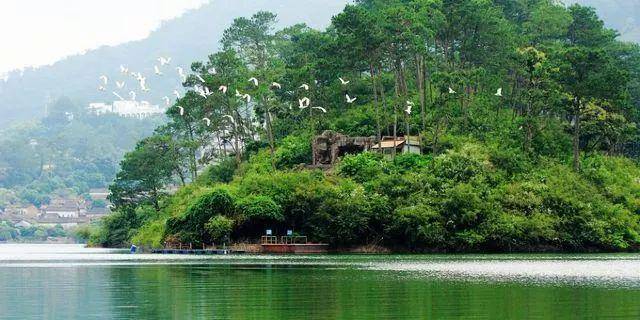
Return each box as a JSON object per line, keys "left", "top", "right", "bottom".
{"left": 88, "top": 0, "right": 640, "bottom": 253}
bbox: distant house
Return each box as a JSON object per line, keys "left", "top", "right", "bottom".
{"left": 89, "top": 188, "right": 109, "bottom": 201}
{"left": 371, "top": 136, "right": 421, "bottom": 157}
{"left": 5, "top": 205, "right": 40, "bottom": 218}
{"left": 41, "top": 198, "right": 84, "bottom": 218}
{"left": 86, "top": 206, "right": 110, "bottom": 221}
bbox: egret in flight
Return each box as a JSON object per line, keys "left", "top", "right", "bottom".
{"left": 345, "top": 94, "right": 357, "bottom": 104}
{"left": 223, "top": 115, "right": 235, "bottom": 124}
{"left": 99, "top": 75, "right": 108, "bottom": 85}
{"left": 219, "top": 85, "right": 228, "bottom": 94}
{"left": 312, "top": 106, "right": 327, "bottom": 113}
{"left": 208, "top": 67, "right": 217, "bottom": 75}
{"left": 271, "top": 82, "right": 281, "bottom": 89}
{"left": 196, "top": 74, "right": 206, "bottom": 83}
{"left": 448, "top": 87, "right": 456, "bottom": 94}
{"left": 158, "top": 56, "right": 171, "bottom": 66}
{"left": 154, "top": 65, "right": 163, "bottom": 76}
{"left": 495, "top": 88, "right": 503, "bottom": 97}
{"left": 249, "top": 77, "right": 259, "bottom": 87}
{"left": 116, "top": 81, "right": 125, "bottom": 89}
{"left": 176, "top": 106, "right": 184, "bottom": 116}
{"left": 202, "top": 117, "right": 211, "bottom": 127}
{"left": 299, "top": 84, "right": 309, "bottom": 91}
{"left": 339, "top": 77, "right": 349, "bottom": 85}
{"left": 120, "top": 65, "right": 129, "bottom": 74}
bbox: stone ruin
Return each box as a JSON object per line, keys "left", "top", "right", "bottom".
{"left": 311, "top": 130, "right": 376, "bottom": 166}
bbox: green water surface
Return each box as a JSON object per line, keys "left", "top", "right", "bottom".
{"left": 0, "top": 245, "right": 638, "bottom": 319}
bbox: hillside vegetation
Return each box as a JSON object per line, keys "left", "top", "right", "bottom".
{"left": 92, "top": 0, "right": 640, "bottom": 252}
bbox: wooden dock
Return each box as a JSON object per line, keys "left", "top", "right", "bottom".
{"left": 150, "top": 248, "right": 245, "bottom": 255}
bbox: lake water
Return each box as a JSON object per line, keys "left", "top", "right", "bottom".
{"left": 0, "top": 244, "right": 639, "bottom": 319}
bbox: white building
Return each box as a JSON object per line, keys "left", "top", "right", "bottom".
{"left": 88, "top": 100, "right": 165, "bottom": 119}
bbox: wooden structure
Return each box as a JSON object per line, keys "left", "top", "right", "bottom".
{"left": 371, "top": 136, "right": 421, "bottom": 157}
{"left": 260, "top": 235, "right": 328, "bottom": 254}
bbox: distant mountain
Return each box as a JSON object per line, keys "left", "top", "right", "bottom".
{"left": 570, "top": 0, "right": 640, "bottom": 43}
{"left": 0, "top": 0, "right": 349, "bottom": 126}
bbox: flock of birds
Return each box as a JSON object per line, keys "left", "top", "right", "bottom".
{"left": 97, "top": 56, "right": 504, "bottom": 129}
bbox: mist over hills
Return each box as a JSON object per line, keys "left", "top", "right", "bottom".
{"left": 572, "top": 0, "right": 640, "bottom": 43}
{"left": 0, "top": 0, "right": 637, "bottom": 127}
{"left": 0, "top": 0, "right": 348, "bottom": 126}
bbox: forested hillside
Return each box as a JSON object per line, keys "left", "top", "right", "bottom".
{"left": 0, "top": 0, "right": 347, "bottom": 126}
{"left": 89, "top": 0, "right": 640, "bottom": 252}
{"left": 0, "top": 99, "right": 161, "bottom": 208}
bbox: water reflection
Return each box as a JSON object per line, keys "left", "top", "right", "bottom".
{"left": 0, "top": 245, "right": 639, "bottom": 319}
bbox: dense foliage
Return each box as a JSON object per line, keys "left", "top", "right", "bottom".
{"left": 0, "top": 98, "right": 161, "bottom": 208}
{"left": 95, "top": 0, "right": 640, "bottom": 252}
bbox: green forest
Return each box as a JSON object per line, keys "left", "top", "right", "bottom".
{"left": 92, "top": 0, "right": 640, "bottom": 252}
{"left": 0, "top": 98, "right": 161, "bottom": 209}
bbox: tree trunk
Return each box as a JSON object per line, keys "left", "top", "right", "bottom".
{"left": 370, "top": 62, "right": 382, "bottom": 146}
{"left": 416, "top": 55, "right": 426, "bottom": 131}
{"left": 572, "top": 98, "right": 582, "bottom": 171}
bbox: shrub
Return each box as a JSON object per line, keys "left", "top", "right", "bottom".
{"left": 197, "top": 158, "right": 237, "bottom": 185}
{"left": 337, "top": 152, "right": 385, "bottom": 183}
{"left": 164, "top": 188, "right": 235, "bottom": 245}
{"left": 387, "top": 204, "right": 446, "bottom": 249}
{"left": 275, "top": 134, "right": 312, "bottom": 169}
{"left": 205, "top": 215, "right": 235, "bottom": 244}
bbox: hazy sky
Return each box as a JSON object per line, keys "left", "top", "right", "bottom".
{"left": 0, "top": 0, "right": 208, "bottom": 76}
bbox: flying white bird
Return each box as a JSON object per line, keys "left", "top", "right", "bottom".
{"left": 346, "top": 94, "right": 357, "bottom": 103}
{"left": 162, "top": 96, "right": 170, "bottom": 106}
{"left": 204, "top": 86, "right": 212, "bottom": 96}
{"left": 235, "top": 89, "right": 243, "bottom": 97}
{"left": 223, "top": 115, "right": 235, "bottom": 124}
{"left": 207, "top": 67, "right": 217, "bottom": 75}
{"left": 196, "top": 74, "right": 206, "bottom": 83}
{"left": 98, "top": 86, "right": 106, "bottom": 92}
{"left": 202, "top": 117, "right": 211, "bottom": 127}
{"left": 339, "top": 77, "right": 350, "bottom": 85}
{"left": 448, "top": 87, "right": 456, "bottom": 94}
{"left": 112, "top": 92, "right": 125, "bottom": 101}
{"left": 140, "top": 80, "right": 149, "bottom": 92}
{"left": 196, "top": 87, "right": 207, "bottom": 98}
{"left": 219, "top": 85, "right": 228, "bottom": 94}
{"left": 312, "top": 106, "right": 327, "bottom": 113}
{"left": 129, "top": 91, "right": 136, "bottom": 100}
{"left": 119, "top": 65, "right": 129, "bottom": 74}
{"left": 99, "top": 75, "right": 108, "bottom": 85}
{"left": 176, "top": 67, "right": 186, "bottom": 82}
{"left": 298, "top": 97, "right": 310, "bottom": 109}
{"left": 173, "top": 89, "right": 181, "bottom": 98}
{"left": 299, "top": 83, "right": 309, "bottom": 91}
{"left": 242, "top": 94, "right": 251, "bottom": 103}
{"left": 158, "top": 56, "right": 171, "bottom": 66}
{"left": 154, "top": 65, "right": 163, "bottom": 76}
{"left": 271, "top": 82, "right": 281, "bottom": 89}
{"left": 136, "top": 73, "right": 145, "bottom": 82}
{"left": 407, "top": 101, "right": 414, "bottom": 106}
{"left": 405, "top": 104, "right": 412, "bottom": 115}
{"left": 116, "top": 81, "right": 125, "bottom": 89}
{"left": 495, "top": 88, "right": 503, "bottom": 97}
{"left": 249, "top": 77, "right": 259, "bottom": 87}
{"left": 177, "top": 106, "right": 184, "bottom": 116}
